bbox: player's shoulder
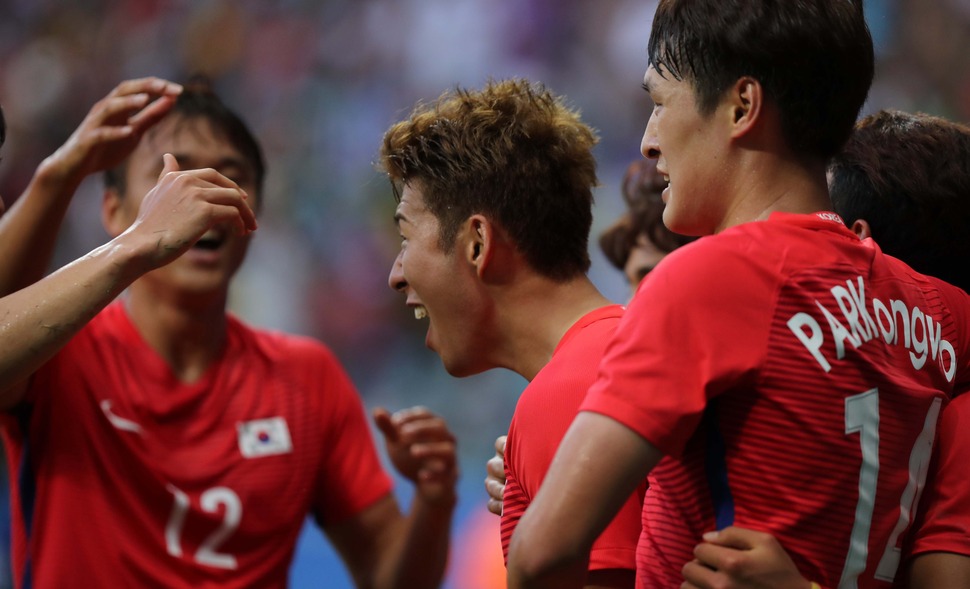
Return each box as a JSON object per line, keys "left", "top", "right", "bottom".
{"left": 649, "top": 230, "right": 775, "bottom": 286}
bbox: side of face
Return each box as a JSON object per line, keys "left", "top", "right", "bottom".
{"left": 388, "top": 183, "right": 492, "bottom": 377}
{"left": 640, "top": 64, "right": 732, "bottom": 236}
{"left": 624, "top": 233, "right": 668, "bottom": 299}
{"left": 103, "top": 115, "right": 259, "bottom": 296}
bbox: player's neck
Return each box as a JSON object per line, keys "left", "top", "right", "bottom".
{"left": 715, "top": 150, "right": 830, "bottom": 233}
{"left": 495, "top": 275, "right": 612, "bottom": 381}
{"left": 124, "top": 284, "right": 229, "bottom": 384}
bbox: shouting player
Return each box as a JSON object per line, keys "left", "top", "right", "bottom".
{"left": 381, "top": 79, "right": 643, "bottom": 588}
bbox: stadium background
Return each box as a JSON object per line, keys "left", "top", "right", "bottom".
{"left": 0, "top": 0, "right": 966, "bottom": 587}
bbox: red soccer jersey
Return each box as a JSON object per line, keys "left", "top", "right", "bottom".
{"left": 502, "top": 306, "right": 645, "bottom": 573}
{"left": 907, "top": 392, "right": 970, "bottom": 560}
{"left": 1, "top": 301, "right": 392, "bottom": 589}
{"left": 581, "top": 212, "right": 970, "bottom": 589}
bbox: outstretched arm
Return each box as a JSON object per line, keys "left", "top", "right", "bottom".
{"left": 0, "top": 77, "right": 182, "bottom": 295}
{"left": 0, "top": 154, "right": 256, "bottom": 407}
{"left": 507, "top": 411, "right": 660, "bottom": 589}
{"left": 327, "top": 406, "right": 457, "bottom": 589}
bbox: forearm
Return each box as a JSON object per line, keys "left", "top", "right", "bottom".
{"left": 375, "top": 494, "right": 454, "bottom": 589}
{"left": 507, "top": 412, "right": 660, "bottom": 589}
{"left": 0, "top": 234, "right": 149, "bottom": 403}
{"left": 908, "top": 552, "right": 970, "bottom": 589}
{"left": 0, "top": 159, "right": 86, "bottom": 295}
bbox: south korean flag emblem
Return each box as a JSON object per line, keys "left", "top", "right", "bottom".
{"left": 237, "top": 417, "right": 293, "bottom": 458}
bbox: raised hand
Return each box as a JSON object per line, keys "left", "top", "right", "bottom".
{"left": 485, "top": 434, "right": 506, "bottom": 515}
{"left": 373, "top": 406, "right": 458, "bottom": 507}
{"left": 120, "top": 153, "right": 257, "bottom": 271}
{"left": 43, "top": 77, "right": 183, "bottom": 184}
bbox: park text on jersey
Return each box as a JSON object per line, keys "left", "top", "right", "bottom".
{"left": 787, "top": 275, "right": 957, "bottom": 381}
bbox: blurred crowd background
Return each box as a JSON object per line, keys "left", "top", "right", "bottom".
{"left": 0, "top": 0, "right": 967, "bottom": 587}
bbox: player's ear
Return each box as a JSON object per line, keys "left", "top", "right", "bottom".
{"left": 850, "top": 218, "right": 872, "bottom": 240}
{"left": 464, "top": 215, "right": 491, "bottom": 272}
{"left": 729, "top": 76, "right": 763, "bottom": 139}
{"left": 102, "top": 187, "right": 131, "bottom": 238}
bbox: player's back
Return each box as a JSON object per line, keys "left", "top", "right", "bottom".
{"left": 583, "top": 212, "right": 970, "bottom": 589}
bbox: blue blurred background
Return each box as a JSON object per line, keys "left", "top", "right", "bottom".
{"left": 0, "top": 0, "right": 967, "bottom": 587}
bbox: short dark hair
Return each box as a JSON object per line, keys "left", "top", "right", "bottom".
{"left": 378, "top": 78, "right": 599, "bottom": 282}
{"left": 105, "top": 76, "right": 265, "bottom": 198}
{"left": 599, "top": 159, "right": 695, "bottom": 271}
{"left": 648, "top": 0, "right": 874, "bottom": 160}
{"left": 830, "top": 110, "right": 970, "bottom": 292}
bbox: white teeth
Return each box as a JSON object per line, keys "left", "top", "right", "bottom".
{"left": 414, "top": 306, "right": 428, "bottom": 320}
{"left": 663, "top": 175, "right": 670, "bottom": 183}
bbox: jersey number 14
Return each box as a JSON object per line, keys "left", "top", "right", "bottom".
{"left": 839, "top": 389, "right": 941, "bottom": 588}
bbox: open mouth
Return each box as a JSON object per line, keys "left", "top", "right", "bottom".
{"left": 192, "top": 230, "right": 225, "bottom": 251}
{"left": 413, "top": 305, "right": 428, "bottom": 320}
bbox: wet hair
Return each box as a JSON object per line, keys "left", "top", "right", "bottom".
{"left": 599, "top": 159, "right": 695, "bottom": 271}
{"left": 104, "top": 76, "right": 265, "bottom": 198}
{"left": 378, "top": 78, "right": 599, "bottom": 282}
{"left": 648, "top": 0, "right": 874, "bottom": 160}
{"left": 829, "top": 110, "right": 970, "bottom": 291}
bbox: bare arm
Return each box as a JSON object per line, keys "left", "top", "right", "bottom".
{"left": 485, "top": 433, "right": 635, "bottom": 589}
{"left": 909, "top": 552, "right": 970, "bottom": 589}
{"left": 0, "top": 155, "right": 256, "bottom": 407}
{"left": 0, "top": 77, "right": 182, "bottom": 295}
{"left": 507, "top": 411, "right": 661, "bottom": 589}
{"left": 326, "top": 407, "right": 457, "bottom": 589}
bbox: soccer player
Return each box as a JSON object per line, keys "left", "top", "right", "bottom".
{"left": 0, "top": 77, "right": 456, "bottom": 588}
{"left": 682, "top": 110, "right": 970, "bottom": 589}
{"left": 506, "top": 2, "right": 970, "bottom": 589}
{"left": 380, "top": 78, "right": 643, "bottom": 588}
{"left": 0, "top": 80, "right": 259, "bottom": 395}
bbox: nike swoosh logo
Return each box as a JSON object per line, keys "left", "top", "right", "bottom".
{"left": 100, "top": 400, "right": 144, "bottom": 435}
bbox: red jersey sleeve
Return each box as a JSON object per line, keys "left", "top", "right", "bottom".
{"left": 581, "top": 240, "right": 774, "bottom": 457}
{"left": 309, "top": 347, "right": 393, "bottom": 525}
{"left": 500, "top": 447, "right": 527, "bottom": 565}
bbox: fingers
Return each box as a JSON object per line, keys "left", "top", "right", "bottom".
{"left": 693, "top": 542, "right": 746, "bottom": 574}
{"left": 127, "top": 94, "right": 178, "bottom": 130}
{"left": 381, "top": 406, "right": 456, "bottom": 446}
{"left": 681, "top": 559, "right": 717, "bottom": 589}
{"left": 110, "top": 77, "right": 183, "bottom": 100}
{"left": 495, "top": 434, "right": 507, "bottom": 454}
{"left": 156, "top": 165, "right": 257, "bottom": 233}
{"left": 159, "top": 153, "right": 180, "bottom": 179}
{"left": 701, "top": 526, "right": 764, "bottom": 549}
{"left": 484, "top": 476, "right": 505, "bottom": 514}
{"left": 372, "top": 407, "right": 399, "bottom": 443}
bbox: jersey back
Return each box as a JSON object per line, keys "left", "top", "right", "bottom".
{"left": 581, "top": 213, "right": 970, "bottom": 589}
